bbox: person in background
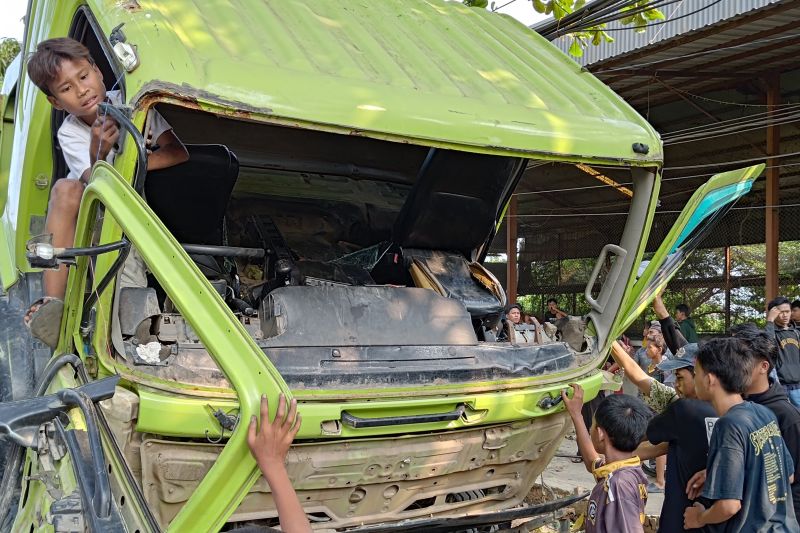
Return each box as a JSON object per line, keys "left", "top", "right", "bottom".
{"left": 767, "top": 296, "right": 800, "bottom": 407}
{"left": 645, "top": 325, "right": 675, "bottom": 388}
{"left": 247, "top": 393, "right": 312, "bottom": 533}
{"left": 562, "top": 384, "right": 651, "bottom": 533}
{"left": 675, "top": 303, "right": 699, "bottom": 343}
{"left": 506, "top": 303, "right": 522, "bottom": 326}
{"left": 543, "top": 298, "right": 567, "bottom": 323}
{"left": 683, "top": 338, "right": 797, "bottom": 531}
{"left": 791, "top": 300, "right": 800, "bottom": 327}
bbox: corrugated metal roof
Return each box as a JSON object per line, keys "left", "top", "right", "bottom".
{"left": 548, "top": 0, "right": 785, "bottom": 66}
{"left": 88, "top": 0, "right": 662, "bottom": 163}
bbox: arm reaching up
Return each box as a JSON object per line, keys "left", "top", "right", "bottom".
{"left": 610, "top": 341, "right": 652, "bottom": 396}
{"left": 561, "top": 384, "right": 600, "bottom": 473}
{"left": 247, "top": 394, "right": 311, "bottom": 533}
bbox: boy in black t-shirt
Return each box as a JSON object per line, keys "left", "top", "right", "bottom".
{"left": 766, "top": 296, "right": 800, "bottom": 407}
{"left": 732, "top": 323, "right": 800, "bottom": 520}
{"left": 684, "top": 338, "right": 797, "bottom": 532}
{"left": 646, "top": 347, "right": 717, "bottom": 533}
{"left": 562, "top": 384, "right": 651, "bottom": 533}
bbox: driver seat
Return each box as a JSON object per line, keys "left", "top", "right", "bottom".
{"left": 144, "top": 144, "right": 239, "bottom": 278}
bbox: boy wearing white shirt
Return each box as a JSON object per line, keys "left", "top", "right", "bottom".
{"left": 24, "top": 38, "right": 188, "bottom": 346}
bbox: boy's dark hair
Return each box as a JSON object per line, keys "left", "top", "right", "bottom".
{"left": 730, "top": 323, "right": 778, "bottom": 371}
{"left": 27, "top": 38, "right": 94, "bottom": 96}
{"left": 547, "top": 298, "right": 558, "bottom": 305}
{"left": 767, "top": 296, "right": 791, "bottom": 311}
{"left": 792, "top": 300, "right": 800, "bottom": 311}
{"left": 696, "top": 337, "right": 755, "bottom": 394}
{"left": 675, "top": 303, "right": 691, "bottom": 316}
{"left": 594, "top": 394, "right": 651, "bottom": 453}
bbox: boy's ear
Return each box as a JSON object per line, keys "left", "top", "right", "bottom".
{"left": 706, "top": 372, "right": 718, "bottom": 391}
{"left": 47, "top": 95, "right": 65, "bottom": 111}
{"left": 595, "top": 426, "right": 607, "bottom": 444}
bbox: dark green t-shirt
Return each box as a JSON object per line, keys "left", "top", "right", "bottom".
{"left": 678, "top": 317, "right": 699, "bottom": 343}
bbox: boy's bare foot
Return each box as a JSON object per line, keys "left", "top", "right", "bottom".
{"left": 23, "top": 297, "right": 65, "bottom": 348}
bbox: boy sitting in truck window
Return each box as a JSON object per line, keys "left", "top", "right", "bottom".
{"left": 23, "top": 37, "right": 188, "bottom": 347}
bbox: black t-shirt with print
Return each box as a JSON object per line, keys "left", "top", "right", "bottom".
{"left": 702, "top": 401, "right": 798, "bottom": 532}
{"left": 647, "top": 398, "right": 718, "bottom": 533}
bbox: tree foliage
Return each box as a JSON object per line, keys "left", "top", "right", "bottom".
{"left": 0, "top": 38, "right": 21, "bottom": 84}
{"left": 515, "top": 241, "right": 800, "bottom": 335}
{"left": 464, "top": 0, "right": 665, "bottom": 57}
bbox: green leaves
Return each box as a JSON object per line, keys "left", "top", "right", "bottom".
{"left": 0, "top": 38, "right": 21, "bottom": 83}
{"left": 530, "top": 0, "right": 663, "bottom": 56}
{"left": 463, "top": 0, "right": 489, "bottom": 8}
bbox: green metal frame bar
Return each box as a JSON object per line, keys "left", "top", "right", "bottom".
{"left": 69, "top": 162, "right": 291, "bottom": 532}
{"left": 135, "top": 372, "right": 608, "bottom": 439}
{"left": 613, "top": 164, "right": 765, "bottom": 338}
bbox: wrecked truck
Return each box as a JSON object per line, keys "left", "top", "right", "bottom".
{"left": 0, "top": 0, "right": 762, "bottom": 531}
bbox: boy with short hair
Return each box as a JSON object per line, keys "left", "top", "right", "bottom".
{"left": 732, "top": 323, "right": 800, "bottom": 519}
{"left": 684, "top": 338, "right": 797, "bottom": 531}
{"left": 543, "top": 298, "right": 567, "bottom": 322}
{"left": 23, "top": 37, "right": 188, "bottom": 346}
{"left": 767, "top": 296, "right": 800, "bottom": 406}
{"left": 675, "top": 303, "right": 699, "bottom": 343}
{"left": 790, "top": 300, "right": 800, "bottom": 327}
{"left": 561, "top": 384, "right": 651, "bottom": 533}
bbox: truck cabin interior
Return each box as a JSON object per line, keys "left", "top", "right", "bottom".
{"left": 46, "top": 11, "right": 631, "bottom": 389}
{"left": 85, "top": 101, "right": 637, "bottom": 389}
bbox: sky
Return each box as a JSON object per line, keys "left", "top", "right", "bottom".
{"left": 0, "top": 0, "right": 548, "bottom": 41}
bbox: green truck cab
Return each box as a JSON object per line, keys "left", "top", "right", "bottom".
{"left": 0, "top": 1, "right": 762, "bottom": 531}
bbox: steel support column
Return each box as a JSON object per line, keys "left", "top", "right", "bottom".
{"left": 724, "top": 246, "right": 731, "bottom": 332}
{"left": 506, "top": 195, "right": 518, "bottom": 304}
{"left": 766, "top": 75, "right": 781, "bottom": 301}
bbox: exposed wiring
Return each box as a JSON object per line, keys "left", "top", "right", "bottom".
{"left": 655, "top": 86, "right": 800, "bottom": 109}
{"left": 663, "top": 149, "right": 800, "bottom": 171}
{"left": 648, "top": 0, "right": 685, "bottom": 44}
{"left": 491, "top": 0, "right": 520, "bottom": 13}
{"left": 579, "top": 0, "right": 724, "bottom": 33}
{"left": 664, "top": 114, "right": 800, "bottom": 146}
{"left": 513, "top": 162, "right": 800, "bottom": 197}
{"left": 662, "top": 106, "right": 800, "bottom": 138}
{"left": 508, "top": 203, "right": 800, "bottom": 218}
{"left": 593, "top": 33, "right": 800, "bottom": 74}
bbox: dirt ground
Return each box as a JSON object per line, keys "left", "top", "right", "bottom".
{"left": 518, "top": 435, "right": 664, "bottom": 532}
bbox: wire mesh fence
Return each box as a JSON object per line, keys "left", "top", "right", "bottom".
{"left": 486, "top": 200, "right": 800, "bottom": 336}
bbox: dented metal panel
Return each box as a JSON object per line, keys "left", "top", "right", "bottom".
{"left": 137, "top": 415, "right": 571, "bottom": 529}
{"left": 95, "top": 0, "right": 662, "bottom": 164}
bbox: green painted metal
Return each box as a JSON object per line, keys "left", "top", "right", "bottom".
{"left": 73, "top": 162, "right": 292, "bottom": 532}
{"left": 135, "top": 372, "right": 607, "bottom": 439}
{"left": 613, "top": 164, "right": 765, "bottom": 339}
{"left": 115, "top": 0, "right": 661, "bottom": 164}
{"left": 1, "top": 0, "right": 76, "bottom": 289}
{"left": 2, "top": 0, "right": 664, "bottom": 286}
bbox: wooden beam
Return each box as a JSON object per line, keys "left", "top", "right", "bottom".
{"left": 766, "top": 74, "right": 781, "bottom": 301}
{"left": 506, "top": 195, "right": 518, "bottom": 304}
{"left": 601, "top": 26, "right": 800, "bottom": 89}
{"left": 627, "top": 46, "right": 800, "bottom": 108}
